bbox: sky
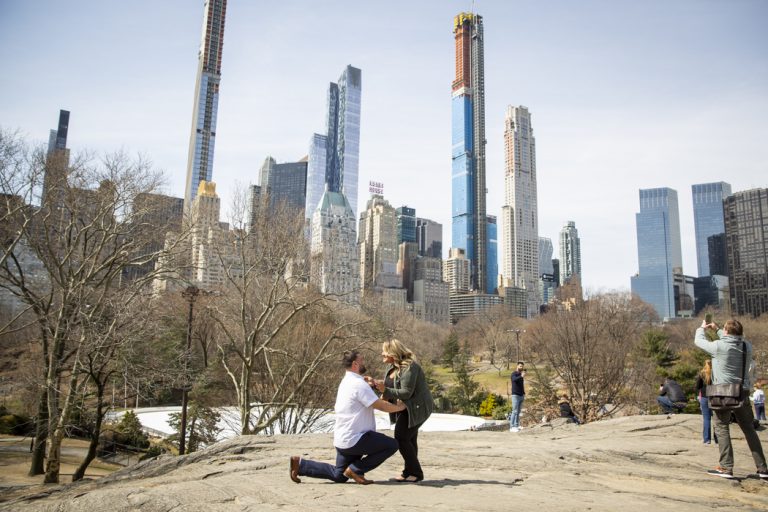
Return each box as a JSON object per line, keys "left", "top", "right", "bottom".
{"left": 1, "top": 0, "right": 766, "bottom": 293}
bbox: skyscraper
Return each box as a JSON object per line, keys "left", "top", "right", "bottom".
{"left": 538, "top": 237, "right": 554, "bottom": 276}
{"left": 692, "top": 182, "right": 732, "bottom": 277}
{"left": 631, "top": 188, "right": 683, "bottom": 320}
{"left": 444, "top": 248, "right": 471, "bottom": 295}
{"left": 416, "top": 218, "right": 443, "bottom": 258}
{"left": 358, "top": 195, "right": 399, "bottom": 292}
{"left": 559, "top": 221, "right": 581, "bottom": 286}
{"left": 304, "top": 133, "right": 328, "bottom": 222}
{"left": 538, "top": 237, "right": 556, "bottom": 306}
{"left": 304, "top": 66, "right": 362, "bottom": 231}
{"left": 327, "top": 66, "right": 361, "bottom": 216}
{"left": 258, "top": 156, "right": 308, "bottom": 214}
{"left": 47, "top": 109, "right": 70, "bottom": 156}
{"left": 412, "top": 257, "right": 450, "bottom": 325}
{"left": 43, "top": 109, "right": 71, "bottom": 206}
{"left": 707, "top": 233, "right": 728, "bottom": 276}
{"left": 310, "top": 190, "right": 359, "bottom": 302}
{"left": 396, "top": 206, "right": 417, "bottom": 244}
{"left": 500, "top": 105, "right": 539, "bottom": 317}
{"left": 486, "top": 215, "right": 498, "bottom": 294}
{"left": 724, "top": 188, "right": 768, "bottom": 317}
{"left": 184, "top": 0, "right": 227, "bottom": 210}
{"left": 451, "top": 12, "right": 487, "bottom": 292}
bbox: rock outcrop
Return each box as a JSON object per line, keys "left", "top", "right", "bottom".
{"left": 3, "top": 415, "right": 768, "bottom": 511}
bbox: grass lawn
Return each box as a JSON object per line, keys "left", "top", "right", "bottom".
{"left": 430, "top": 362, "right": 512, "bottom": 398}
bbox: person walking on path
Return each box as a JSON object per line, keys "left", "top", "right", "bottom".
{"left": 289, "top": 350, "right": 405, "bottom": 485}
{"left": 695, "top": 360, "right": 717, "bottom": 444}
{"left": 370, "top": 339, "right": 434, "bottom": 483}
{"left": 752, "top": 383, "right": 766, "bottom": 421}
{"left": 509, "top": 362, "right": 526, "bottom": 432}
{"left": 694, "top": 319, "right": 768, "bottom": 480}
{"left": 657, "top": 377, "right": 687, "bottom": 414}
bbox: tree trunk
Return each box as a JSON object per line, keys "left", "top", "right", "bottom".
{"left": 43, "top": 428, "right": 63, "bottom": 483}
{"left": 28, "top": 390, "right": 48, "bottom": 476}
{"left": 72, "top": 382, "right": 106, "bottom": 482}
{"left": 44, "top": 346, "right": 81, "bottom": 484}
{"left": 239, "top": 367, "right": 251, "bottom": 435}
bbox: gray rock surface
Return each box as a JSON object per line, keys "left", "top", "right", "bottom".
{"left": 3, "top": 415, "right": 768, "bottom": 511}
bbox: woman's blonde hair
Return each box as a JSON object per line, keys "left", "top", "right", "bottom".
{"left": 700, "top": 359, "right": 712, "bottom": 385}
{"left": 382, "top": 339, "right": 415, "bottom": 368}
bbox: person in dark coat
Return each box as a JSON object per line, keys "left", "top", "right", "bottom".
{"left": 657, "top": 377, "right": 687, "bottom": 414}
{"left": 558, "top": 395, "right": 580, "bottom": 424}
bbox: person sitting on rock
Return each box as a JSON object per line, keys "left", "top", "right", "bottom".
{"left": 657, "top": 377, "right": 687, "bottom": 414}
{"left": 558, "top": 395, "right": 580, "bottom": 425}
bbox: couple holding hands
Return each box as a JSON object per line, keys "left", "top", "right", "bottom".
{"left": 290, "top": 339, "right": 433, "bottom": 484}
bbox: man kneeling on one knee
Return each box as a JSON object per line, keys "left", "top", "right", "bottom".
{"left": 290, "top": 350, "right": 406, "bottom": 485}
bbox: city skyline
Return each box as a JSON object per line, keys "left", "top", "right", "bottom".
{"left": 1, "top": 0, "right": 766, "bottom": 292}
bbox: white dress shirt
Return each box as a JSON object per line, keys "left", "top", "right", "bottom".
{"left": 333, "top": 371, "right": 378, "bottom": 449}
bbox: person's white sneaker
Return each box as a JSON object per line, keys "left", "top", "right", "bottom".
{"left": 509, "top": 427, "right": 520, "bottom": 433}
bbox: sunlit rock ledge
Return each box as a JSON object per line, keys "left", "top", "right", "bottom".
{"left": 4, "top": 415, "right": 768, "bottom": 512}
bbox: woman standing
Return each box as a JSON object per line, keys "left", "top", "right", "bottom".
{"left": 695, "top": 360, "right": 716, "bottom": 444}
{"left": 373, "top": 339, "right": 433, "bottom": 482}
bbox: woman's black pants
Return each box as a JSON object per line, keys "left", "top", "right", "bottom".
{"left": 394, "top": 410, "right": 423, "bottom": 479}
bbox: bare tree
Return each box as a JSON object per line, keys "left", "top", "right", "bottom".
{"left": 527, "top": 293, "right": 657, "bottom": 422}
{"left": 204, "top": 195, "right": 367, "bottom": 435}
{"left": 0, "top": 133, "right": 188, "bottom": 482}
{"left": 456, "top": 305, "right": 523, "bottom": 373}
{"left": 70, "top": 293, "right": 160, "bottom": 481}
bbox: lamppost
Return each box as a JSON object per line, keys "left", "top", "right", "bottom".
{"left": 506, "top": 328, "right": 526, "bottom": 368}
{"left": 179, "top": 285, "right": 200, "bottom": 456}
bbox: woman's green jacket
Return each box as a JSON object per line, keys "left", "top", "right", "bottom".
{"left": 382, "top": 362, "right": 434, "bottom": 428}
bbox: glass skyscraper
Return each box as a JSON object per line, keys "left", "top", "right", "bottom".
{"left": 258, "top": 157, "right": 308, "bottom": 214}
{"left": 559, "top": 221, "right": 581, "bottom": 286}
{"left": 396, "top": 206, "right": 417, "bottom": 244}
{"left": 184, "top": 0, "right": 227, "bottom": 210}
{"left": 631, "top": 188, "right": 683, "bottom": 320}
{"left": 43, "top": 109, "right": 71, "bottom": 206}
{"left": 328, "top": 66, "right": 361, "bottom": 217}
{"left": 538, "top": 237, "right": 554, "bottom": 276}
{"left": 486, "top": 215, "right": 498, "bottom": 294}
{"left": 47, "top": 109, "right": 69, "bottom": 155}
{"left": 304, "top": 66, "right": 361, "bottom": 226}
{"left": 451, "top": 12, "right": 487, "bottom": 293}
{"left": 416, "top": 218, "right": 442, "bottom": 258}
{"left": 724, "top": 188, "right": 768, "bottom": 317}
{"left": 305, "top": 133, "right": 328, "bottom": 220}
{"left": 692, "top": 182, "right": 731, "bottom": 277}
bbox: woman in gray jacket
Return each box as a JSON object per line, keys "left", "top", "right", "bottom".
{"left": 372, "top": 339, "right": 433, "bottom": 482}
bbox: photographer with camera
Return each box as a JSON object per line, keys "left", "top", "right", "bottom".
{"left": 509, "top": 362, "right": 526, "bottom": 432}
{"left": 694, "top": 318, "right": 768, "bottom": 480}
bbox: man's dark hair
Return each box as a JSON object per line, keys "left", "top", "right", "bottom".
{"left": 724, "top": 319, "right": 743, "bottom": 336}
{"left": 342, "top": 350, "right": 360, "bottom": 369}
{"left": 517, "top": 361, "right": 525, "bottom": 366}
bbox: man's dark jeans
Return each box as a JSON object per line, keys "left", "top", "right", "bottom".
{"left": 298, "top": 431, "right": 398, "bottom": 482}
{"left": 657, "top": 396, "right": 685, "bottom": 414}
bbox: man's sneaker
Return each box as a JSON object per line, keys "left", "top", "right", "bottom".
{"left": 707, "top": 466, "right": 735, "bottom": 479}
{"left": 509, "top": 427, "right": 520, "bottom": 433}
{"left": 757, "top": 470, "right": 768, "bottom": 480}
